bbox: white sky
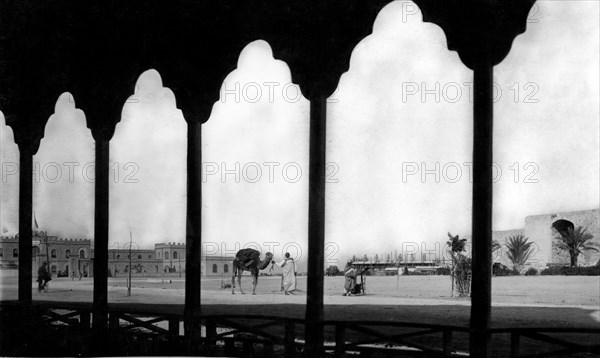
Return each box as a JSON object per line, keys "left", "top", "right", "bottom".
{"left": 1, "top": 0, "right": 598, "bottom": 271}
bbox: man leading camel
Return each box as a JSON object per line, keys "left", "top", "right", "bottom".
{"left": 276, "top": 252, "right": 296, "bottom": 295}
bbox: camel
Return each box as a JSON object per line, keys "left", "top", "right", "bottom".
{"left": 231, "top": 248, "right": 273, "bottom": 295}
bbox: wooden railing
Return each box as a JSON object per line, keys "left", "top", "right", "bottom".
{"left": 1, "top": 301, "right": 598, "bottom": 357}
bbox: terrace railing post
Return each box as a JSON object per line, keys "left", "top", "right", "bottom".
{"left": 443, "top": 329, "right": 453, "bottom": 356}
{"left": 469, "top": 43, "right": 493, "bottom": 357}
{"left": 80, "top": 310, "right": 91, "bottom": 329}
{"left": 206, "top": 318, "right": 217, "bottom": 353}
{"left": 335, "top": 324, "right": 346, "bottom": 357}
{"left": 284, "top": 320, "right": 296, "bottom": 357}
{"left": 168, "top": 316, "right": 180, "bottom": 350}
{"left": 305, "top": 97, "right": 327, "bottom": 356}
{"left": 109, "top": 313, "right": 120, "bottom": 332}
{"left": 168, "top": 317, "right": 180, "bottom": 335}
{"left": 243, "top": 340, "right": 252, "bottom": 354}
{"left": 510, "top": 332, "right": 520, "bottom": 357}
{"left": 264, "top": 340, "right": 274, "bottom": 358}
{"left": 17, "top": 146, "right": 33, "bottom": 303}
{"left": 224, "top": 337, "right": 235, "bottom": 355}
{"left": 167, "top": 316, "right": 183, "bottom": 355}
{"left": 92, "top": 138, "right": 110, "bottom": 352}
{"left": 184, "top": 117, "right": 202, "bottom": 349}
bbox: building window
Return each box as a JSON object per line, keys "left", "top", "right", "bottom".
{"left": 157, "top": 252, "right": 160, "bottom": 258}
{"left": 65, "top": 249, "right": 71, "bottom": 257}
{"left": 149, "top": 255, "right": 152, "bottom": 259}
{"left": 0, "top": 248, "right": 3, "bottom": 257}
{"left": 79, "top": 250, "right": 85, "bottom": 259}
{"left": 51, "top": 249, "right": 57, "bottom": 258}
{"left": 224, "top": 264, "right": 228, "bottom": 273}
{"left": 51, "top": 265, "right": 57, "bottom": 274}
{"left": 13, "top": 248, "right": 18, "bottom": 258}
{"left": 32, "top": 246, "right": 40, "bottom": 257}
{"left": 165, "top": 252, "right": 169, "bottom": 260}
{"left": 117, "top": 255, "right": 120, "bottom": 259}
{"left": 212, "top": 264, "right": 218, "bottom": 273}
{"left": 138, "top": 255, "right": 142, "bottom": 259}
{"left": 173, "top": 251, "right": 178, "bottom": 259}
{"left": 155, "top": 266, "right": 159, "bottom": 273}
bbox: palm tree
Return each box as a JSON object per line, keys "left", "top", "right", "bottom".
{"left": 492, "top": 239, "right": 501, "bottom": 253}
{"left": 505, "top": 235, "right": 535, "bottom": 272}
{"left": 446, "top": 232, "right": 468, "bottom": 296}
{"left": 447, "top": 232, "right": 467, "bottom": 254}
{"left": 557, "top": 226, "right": 598, "bottom": 267}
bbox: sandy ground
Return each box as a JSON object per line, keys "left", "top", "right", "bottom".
{"left": 2, "top": 275, "right": 599, "bottom": 356}
{"left": 1, "top": 275, "right": 598, "bottom": 328}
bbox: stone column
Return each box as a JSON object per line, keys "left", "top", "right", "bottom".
{"left": 470, "top": 44, "right": 493, "bottom": 357}
{"left": 184, "top": 117, "right": 203, "bottom": 347}
{"left": 408, "top": 2, "right": 537, "bottom": 355}
{"left": 304, "top": 96, "right": 327, "bottom": 355}
{"left": 18, "top": 145, "right": 33, "bottom": 303}
{"left": 92, "top": 138, "right": 110, "bottom": 333}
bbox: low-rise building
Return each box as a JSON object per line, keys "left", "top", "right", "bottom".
{"left": 0, "top": 233, "right": 232, "bottom": 277}
{"left": 0, "top": 231, "right": 92, "bottom": 278}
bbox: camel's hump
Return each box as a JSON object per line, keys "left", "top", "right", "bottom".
{"left": 235, "top": 248, "right": 260, "bottom": 261}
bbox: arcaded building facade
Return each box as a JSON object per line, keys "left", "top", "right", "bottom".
{"left": 0, "top": 231, "right": 92, "bottom": 278}
{"left": 0, "top": 234, "right": 232, "bottom": 277}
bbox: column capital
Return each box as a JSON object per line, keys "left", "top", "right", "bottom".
{"left": 3, "top": 112, "right": 44, "bottom": 156}
{"left": 263, "top": 0, "right": 389, "bottom": 100}
{"left": 414, "top": 0, "right": 537, "bottom": 69}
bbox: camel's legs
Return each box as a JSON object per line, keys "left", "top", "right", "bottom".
{"left": 252, "top": 273, "right": 257, "bottom": 295}
{"left": 237, "top": 270, "right": 244, "bottom": 294}
{"left": 231, "top": 268, "right": 236, "bottom": 294}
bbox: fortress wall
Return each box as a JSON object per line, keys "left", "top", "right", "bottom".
{"left": 491, "top": 229, "right": 526, "bottom": 267}
{"left": 525, "top": 209, "right": 599, "bottom": 266}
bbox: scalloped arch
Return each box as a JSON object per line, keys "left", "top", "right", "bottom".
{"left": 260, "top": 0, "right": 394, "bottom": 99}
{"left": 341, "top": 0, "right": 466, "bottom": 90}
{"left": 413, "top": 0, "right": 537, "bottom": 69}
{"left": 35, "top": 92, "right": 93, "bottom": 151}
{"left": 216, "top": 39, "right": 303, "bottom": 101}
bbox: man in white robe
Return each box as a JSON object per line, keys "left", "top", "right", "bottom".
{"left": 276, "top": 252, "right": 296, "bottom": 295}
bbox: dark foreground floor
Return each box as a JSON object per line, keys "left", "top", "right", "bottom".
{"left": 1, "top": 301, "right": 598, "bottom": 357}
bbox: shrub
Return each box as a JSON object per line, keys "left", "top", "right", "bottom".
{"left": 452, "top": 255, "right": 471, "bottom": 297}
{"left": 541, "top": 266, "right": 600, "bottom": 276}
{"left": 405, "top": 271, "right": 429, "bottom": 276}
{"left": 524, "top": 267, "right": 538, "bottom": 276}
{"left": 505, "top": 235, "right": 535, "bottom": 272}
{"left": 436, "top": 267, "right": 451, "bottom": 275}
{"left": 541, "top": 266, "right": 562, "bottom": 275}
{"left": 325, "top": 265, "right": 339, "bottom": 276}
{"left": 493, "top": 263, "right": 519, "bottom": 276}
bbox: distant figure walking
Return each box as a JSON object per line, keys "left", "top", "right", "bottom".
{"left": 343, "top": 260, "right": 356, "bottom": 296}
{"left": 37, "top": 262, "right": 51, "bottom": 292}
{"left": 78, "top": 270, "right": 83, "bottom": 281}
{"left": 276, "top": 252, "right": 296, "bottom": 295}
